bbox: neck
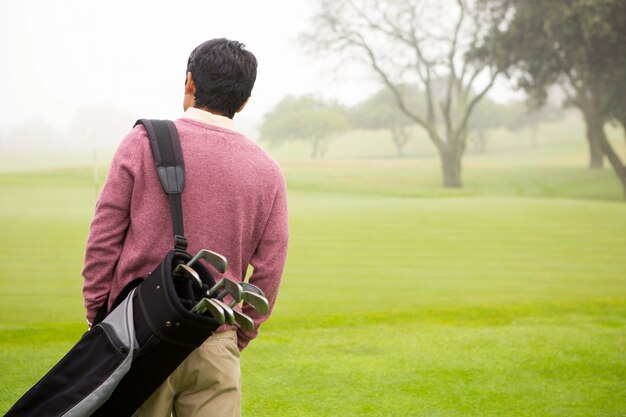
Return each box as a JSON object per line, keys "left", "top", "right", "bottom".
{"left": 196, "top": 106, "right": 231, "bottom": 119}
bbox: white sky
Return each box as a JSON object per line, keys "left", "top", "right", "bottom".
{"left": 0, "top": 1, "right": 372, "bottom": 130}
{"left": 0, "top": 1, "right": 521, "bottom": 140}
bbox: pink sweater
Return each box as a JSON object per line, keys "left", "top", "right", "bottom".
{"left": 82, "top": 117, "right": 289, "bottom": 350}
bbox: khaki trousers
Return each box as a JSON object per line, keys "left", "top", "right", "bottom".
{"left": 139, "top": 330, "right": 241, "bottom": 417}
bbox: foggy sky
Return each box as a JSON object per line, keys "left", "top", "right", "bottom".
{"left": 0, "top": 0, "right": 521, "bottom": 148}
{"left": 0, "top": 1, "right": 370, "bottom": 131}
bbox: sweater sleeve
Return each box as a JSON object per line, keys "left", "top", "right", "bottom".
{"left": 237, "top": 173, "right": 289, "bottom": 351}
{"left": 81, "top": 132, "right": 138, "bottom": 323}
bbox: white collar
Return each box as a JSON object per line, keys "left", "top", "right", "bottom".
{"left": 182, "top": 107, "right": 238, "bottom": 133}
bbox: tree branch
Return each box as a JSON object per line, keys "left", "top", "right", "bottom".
{"left": 442, "top": 0, "right": 466, "bottom": 142}
{"left": 354, "top": 34, "right": 445, "bottom": 149}
{"left": 457, "top": 67, "right": 499, "bottom": 141}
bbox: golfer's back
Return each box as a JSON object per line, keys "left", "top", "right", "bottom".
{"left": 82, "top": 116, "right": 288, "bottom": 348}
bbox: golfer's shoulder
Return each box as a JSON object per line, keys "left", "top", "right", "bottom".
{"left": 110, "top": 123, "right": 151, "bottom": 169}
{"left": 195, "top": 121, "right": 285, "bottom": 185}
{"left": 176, "top": 118, "right": 285, "bottom": 186}
{"left": 246, "top": 139, "right": 285, "bottom": 182}
{"left": 244, "top": 141, "right": 286, "bottom": 194}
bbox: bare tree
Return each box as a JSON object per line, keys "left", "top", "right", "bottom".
{"left": 303, "top": 0, "right": 499, "bottom": 188}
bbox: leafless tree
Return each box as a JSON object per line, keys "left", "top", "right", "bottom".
{"left": 303, "top": 0, "right": 500, "bottom": 188}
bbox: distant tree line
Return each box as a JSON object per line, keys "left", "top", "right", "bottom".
{"left": 260, "top": 89, "right": 563, "bottom": 159}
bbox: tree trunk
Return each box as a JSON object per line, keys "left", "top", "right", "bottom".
{"left": 476, "top": 130, "right": 487, "bottom": 153}
{"left": 530, "top": 126, "right": 538, "bottom": 148}
{"left": 583, "top": 109, "right": 605, "bottom": 169}
{"left": 469, "top": 132, "right": 486, "bottom": 153}
{"left": 622, "top": 118, "right": 626, "bottom": 148}
{"left": 311, "top": 137, "right": 320, "bottom": 159}
{"left": 439, "top": 147, "right": 463, "bottom": 188}
{"left": 596, "top": 123, "right": 626, "bottom": 200}
{"left": 391, "top": 127, "right": 409, "bottom": 158}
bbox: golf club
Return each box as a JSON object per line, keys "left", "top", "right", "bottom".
{"left": 208, "top": 278, "right": 243, "bottom": 302}
{"left": 217, "top": 283, "right": 270, "bottom": 316}
{"left": 187, "top": 249, "right": 228, "bottom": 274}
{"left": 212, "top": 299, "right": 235, "bottom": 325}
{"left": 239, "top": 291, "right": 270, "bottom": 315}
{"left": 173, "top": 264, "right": 203, "bottom": 289}
{"left": 240, "top": 282, "right": 266, "bottom": 298}
{"left": 191, "top": 298, "right": 226, "bottom": 325}
{"left": 232, "top": 310, "right": 255, "bottom": 332}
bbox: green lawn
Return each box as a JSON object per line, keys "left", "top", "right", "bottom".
{"left": 250, "top": 191, "right": 625, "bottom": 416}
{"left": 0, "top": 124, "right": 625, "bottom": 415}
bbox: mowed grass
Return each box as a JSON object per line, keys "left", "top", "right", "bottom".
{"left": 1, "top": 127, "right": 625, "bottom": 415}
{"left": 249, "top": 192, "right": 625, "bottom": 416}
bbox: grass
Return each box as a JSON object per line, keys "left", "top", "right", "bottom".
{"left": 0, "top": 120, "right": 625, "bottom": 415}
{"left": 245, "top": 301, "right": 625, "bottom": 416}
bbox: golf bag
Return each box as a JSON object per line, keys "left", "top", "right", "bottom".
{"left": 5, "top": 119, "right": 221, "bottom": 417}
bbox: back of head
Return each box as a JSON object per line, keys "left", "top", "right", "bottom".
{"left": 187, "top": 38, "right": 258, "bottom": 118}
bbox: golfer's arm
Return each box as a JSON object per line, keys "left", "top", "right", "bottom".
{"left": 239, "top": 181, "right": 289, "bottom": 350}
{"left": 82, "top": 136, "right": 136, "bottom": 324}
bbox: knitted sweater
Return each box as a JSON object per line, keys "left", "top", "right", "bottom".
{"left": 82, "top": 116, "right": 289, "bottom": 351}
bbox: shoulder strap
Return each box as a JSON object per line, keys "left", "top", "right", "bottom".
{"left": 134, "top": 119, "right": 188, "bottom": 251}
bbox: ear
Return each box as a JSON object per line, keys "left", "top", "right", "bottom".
{"left": 183, "top": 72, "right": 196, "bottom": 111}
{"left": 185, "top": 72, "right": 195, "bottom": 94}
{"left": 236, "top": 97, "right": 250, "bottom": 114}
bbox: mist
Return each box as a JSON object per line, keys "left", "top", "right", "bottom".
{"left": 0, "top": 0, "right": 532, "bottom": 173}
{"left": 0, "top": 1, "right": 342, "bottom": 169}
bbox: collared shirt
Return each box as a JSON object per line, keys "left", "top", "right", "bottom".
{"left": 182, "top": 107, "right": 238, "bottom": 133}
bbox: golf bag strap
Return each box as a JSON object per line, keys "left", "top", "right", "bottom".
{"left": 134, "top": 119, "right": 187, "bottom": 251}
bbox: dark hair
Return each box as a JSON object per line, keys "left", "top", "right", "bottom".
{"left": 186, "top": 38, "right": 258, "bottom": 118}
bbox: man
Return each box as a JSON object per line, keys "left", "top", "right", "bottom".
{"left": 82, "top": 38, "right": 289, "bottom": 417}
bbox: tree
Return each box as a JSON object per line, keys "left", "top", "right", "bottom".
{"left": 505, "top": 102, "right": 564, "bottom": 147}
{"left": 466, "top": 97, "right": 511, "bottom": 152}
{"left": 303, "top": 0, "right": 501, "bottom": 188}
{"left": 259, "top": 96, "right": 350, "bottom": 159}
{"left": 479, "top": 0, "right": 626, "bottom": 197}
{"left": 350, "top": 86, "right": 423, "bottom": 157}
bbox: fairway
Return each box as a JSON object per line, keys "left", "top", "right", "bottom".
{"left": 1, "top": 147, "right": 625, "bottom": 415}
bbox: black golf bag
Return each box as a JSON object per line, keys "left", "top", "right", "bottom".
{"left": 5, "top": 119, "right": 220, "bottom": 417}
